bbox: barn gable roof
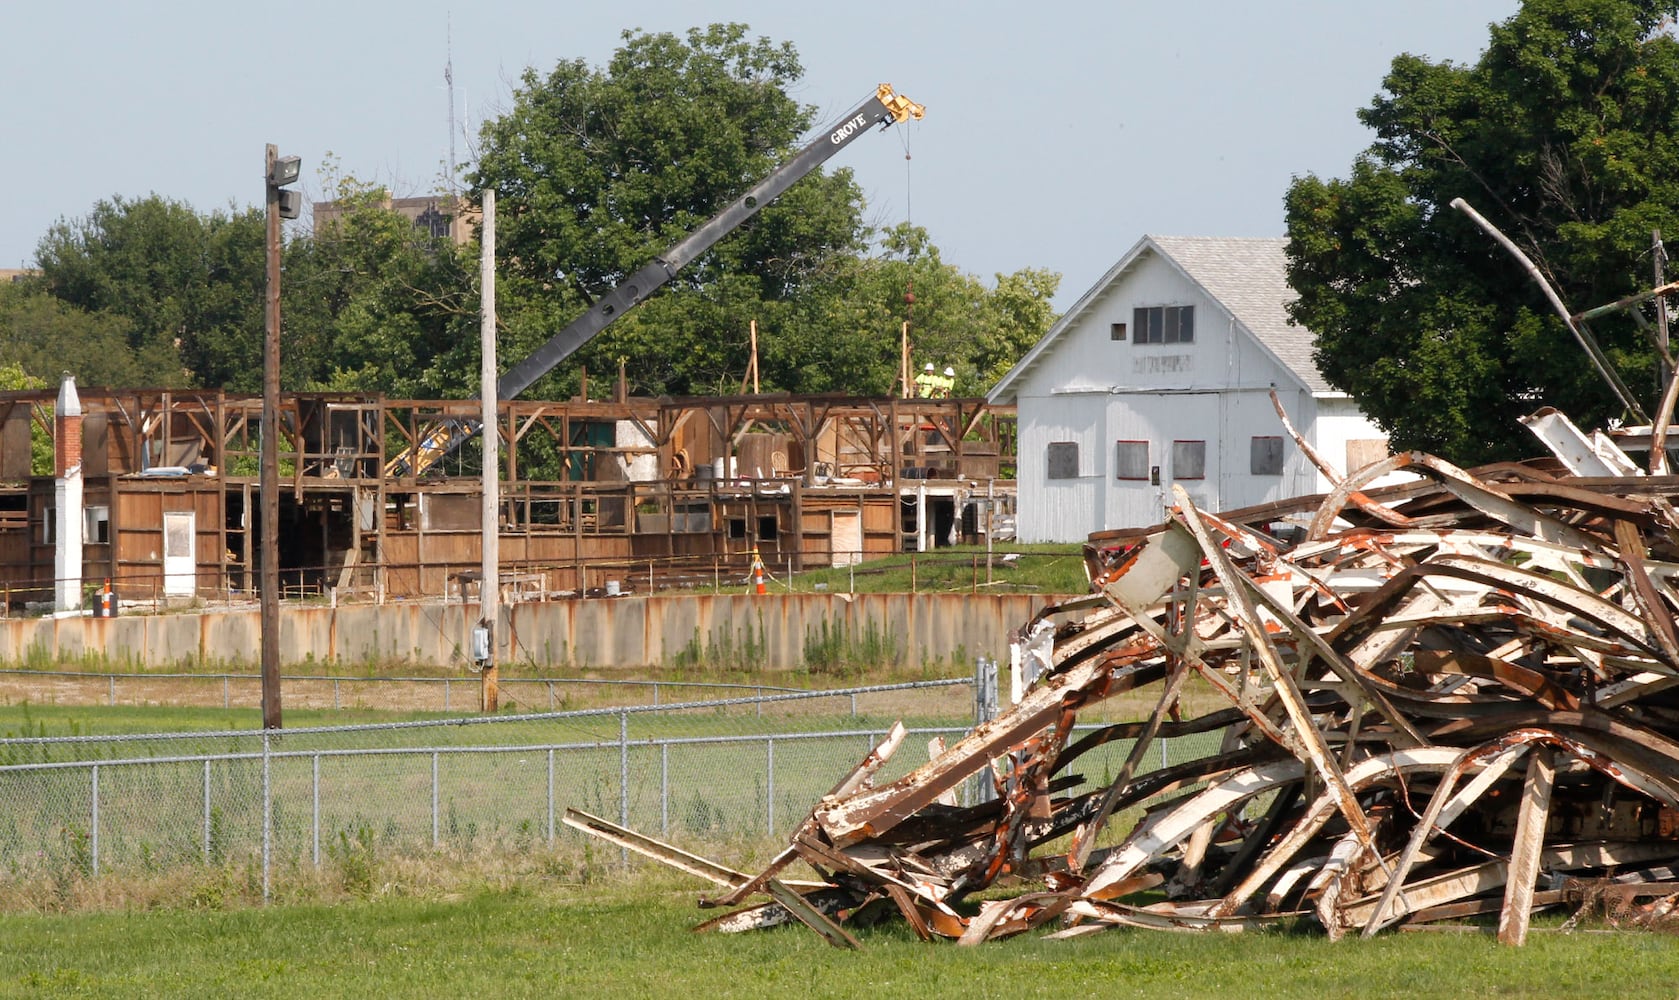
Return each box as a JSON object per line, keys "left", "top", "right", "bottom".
{"left": 988, "top": 235, "right": 1332, "bottom": 403}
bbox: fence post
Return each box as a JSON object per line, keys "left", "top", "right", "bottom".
{"left": 223, "top": 676, "right": 229, "bottom": 709}
{"left": 619, "top": 710, "right": 630, "bottom": 865}
{"left": 974, "top": 656, "right": 998, "bottom": 728}
{"left": 312, "top": 754, "right": 321, "bottom": 867}
{"left": 766, "top": 737, "right": 775, "bottom": 836}
{"left": 262, "top": 732, "right": 272, "bottom": 903}
{"left": 444, "top": 679, "right": 451, "bottom": 712}
{"left": 971, "top": 658, "right": 999, "bottom": 805}
{"left": 333, "top": 679, "right": 340, "bottom": 710}
{"left": 432, "top": 752, "right": 440, "bottom": 847}
{"left": 546, "top": 748, "right": 555, "bottom": 844}
{"left": 660, "top": 743, "right": 670, "bottom": 836}
{"left": 90, "top": 764, "right": 100, "bottom": 877}
{"left": 203, "top": 758, "right": 212, "bottom": 863}
{"left": 548, "top": 681, "right": 555, "bottom": 711}
{"left": 108, "top": 675, "right": 114, "bottom": 706}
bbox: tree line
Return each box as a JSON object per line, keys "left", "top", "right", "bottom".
{"left": 11, "top": 4, "right": 1679, "bottom": 468}
{"left": 0, "top": 24, "right": 1056, "bottom": 406}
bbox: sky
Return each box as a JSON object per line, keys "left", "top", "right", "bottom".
{"left": 3, "top": 1, "right": 1520, "bottom": 311}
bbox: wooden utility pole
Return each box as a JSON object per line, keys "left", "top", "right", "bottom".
{"left": 1653, "top": 230, "right": 1677, "bottom": 475}
{"left": 260, "top": 144, "right": 283, "bottom": 730}
{"left": 480, "top": 189, "right": 499, "bottom": 713}
{"left": 900, "top": 322, "right": 912, "bottom": 397}
{"left": 738, "top": 320, "right": 761, "bottom": 395}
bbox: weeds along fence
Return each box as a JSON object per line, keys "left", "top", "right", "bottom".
{"left": 0, "top": 677, "right": 1221, "bottom": 901}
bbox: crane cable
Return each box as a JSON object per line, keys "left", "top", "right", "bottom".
{"left": 900, "top": 115, "right": 917, "bottom": 398}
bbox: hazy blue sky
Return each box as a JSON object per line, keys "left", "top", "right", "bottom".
{"left": 4, "top": 1, "right": 1517, "bottom": 309}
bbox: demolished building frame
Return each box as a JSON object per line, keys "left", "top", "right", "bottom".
{"left": 0, "top": 386, "right": 1015, "bottom": 607}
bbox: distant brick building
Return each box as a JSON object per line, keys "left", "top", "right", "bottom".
{"left": 311, "top": 195, "right": 477, "bottom": 245}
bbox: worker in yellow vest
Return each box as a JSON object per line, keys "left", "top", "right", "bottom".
{"left": 913, "top": 362, "right": 939, "bottom": 398}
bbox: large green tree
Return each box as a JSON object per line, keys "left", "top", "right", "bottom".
{"left": 0, "top": 281, "right": 161, "bottom": 388}
{"left": 284, "top": 170, "right": 478, "bottom": 397}
{"left": 778, "top": 224, "right": 1059, "bottom": 396}
{"left": 1285, "top": 0, "right": 1679, "bottom": 463}
{"left": 467, "top": 23, "right": 872, "bottom": 400}
{"left": 33, "top": 194, "right": 266, "bottom": 389}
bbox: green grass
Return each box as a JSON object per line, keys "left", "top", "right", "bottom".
{"left": 0, "top": 877, "right": 1674, "bottom": 998}
{"left": 726, "top": 543, "right": 1089, "bottom": 596}
{"left": 0, "top": 703, "right": 463, "bottom": 739}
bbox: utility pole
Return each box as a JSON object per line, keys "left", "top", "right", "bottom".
{"left": 479, "top": 189, "right": 499, "bottom": 712}
{"left": 262, "top": 144, "right": 302, "bottom": 730}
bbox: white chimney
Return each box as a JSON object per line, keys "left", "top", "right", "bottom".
{"left": 54, "top": 374, "right": 84, "bottom": 611}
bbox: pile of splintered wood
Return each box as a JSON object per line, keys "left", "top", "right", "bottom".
{"left": 568, "top": 450, "right": 1679, "bottom": 948}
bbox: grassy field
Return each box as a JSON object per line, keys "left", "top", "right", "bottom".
{"left": 764, "top": 542, "right": 1092, "bottom": 596}
{"left": 2, "top": 874, "right": 1676, "bottom": 999}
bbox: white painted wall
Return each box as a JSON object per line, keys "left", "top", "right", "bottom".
{"left": 1012, "top": 248, "right": 1395, "bottom": 542}
{"left": 1313, "top": 396, "right": 1411, "bottom": 487}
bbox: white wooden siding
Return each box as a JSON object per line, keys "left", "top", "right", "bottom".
{"left": 1015, "top": 394, "right": 1105, "bottom": 543}
{"left": 1010, "top": 246, "right": 1398, "bottom": 542}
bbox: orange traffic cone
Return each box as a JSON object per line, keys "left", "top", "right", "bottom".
{"left": 751, "top": 548, "right": 767, "bottom": 595}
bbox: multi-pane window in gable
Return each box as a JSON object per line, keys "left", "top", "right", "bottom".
{"left": 1133, "top": 305, "right": 1195, "bottom": 344}
{"left": 1115, "top": 440, "right": 1149, "bottom": 480}
{"left": 1046, "top": 441, "right": 1080, "bottom": 480}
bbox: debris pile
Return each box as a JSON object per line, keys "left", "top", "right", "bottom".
{"left": 571, "top": 451, "right": 1679, "bottom": 946}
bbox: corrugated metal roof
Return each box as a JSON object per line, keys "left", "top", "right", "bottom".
{"left": 988, "top": 235, "right": 1332, "bottom": 402}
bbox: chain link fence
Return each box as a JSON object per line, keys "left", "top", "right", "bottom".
{"left": 0, "top": 674, "right": 1222, "bottom": 900}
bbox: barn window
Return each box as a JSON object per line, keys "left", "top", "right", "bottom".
{"left": 1250, "top": 437, "right": 1284, "bottom": 476}
{"left": 1172, "top": 440, "right": 1206, "bottom": 480}
{"left": 1110, "top": 322, "right": 1127, "bottom": 341}
{"left": 1046, "top": 442, "right": 1080, "bottom": 480}
{"left": 85, "top": 506, "right": 111, "bottom": 543}
{"left": 1134, "top": 305, "right": 1195, "bottom": 344}
{"left": 1114, "top": 440, "right": 1149, "bottom": 480}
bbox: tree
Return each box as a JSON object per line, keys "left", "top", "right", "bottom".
{"left": 33, "top": 194, "right": 265, "bottom": 389}
{"left": 0, "top": 280, "right": 162, "bottom": 388}
{"left": 778, "top": 224, "right": 1059, "bottom": 397}
{"left": 1285, "top": 0, "right": 1679, "bottom": 463}
{"left": 283, "top": 168, "right": 478, "bottom": 397}
{"left": 467, "top": 23, "right": 870, "bottom": 400}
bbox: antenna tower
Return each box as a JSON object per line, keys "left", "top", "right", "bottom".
{"left": 445, "top": 15, "right": 458, "bottom": 197}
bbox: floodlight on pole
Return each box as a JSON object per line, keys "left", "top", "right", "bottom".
{"left": 268, "top": 155, "right": 302, "bottom": 187}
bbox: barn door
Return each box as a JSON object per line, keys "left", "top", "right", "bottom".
{"left": 163, "top": 511, "right": 196, "bottom": 597}
{"left": 832, "top": 510, "right": 862, "bottom": 567}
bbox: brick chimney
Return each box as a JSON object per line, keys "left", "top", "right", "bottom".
{"left": 55, "top": 373, "right": 82, "bottom": 476}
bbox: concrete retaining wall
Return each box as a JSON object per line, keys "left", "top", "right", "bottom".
{"left": 0, "top": 593, "right": 1069, "bottom": 672}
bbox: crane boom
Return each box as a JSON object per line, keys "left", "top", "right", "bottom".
{"left": 387, "top": 84, "right": 922, "bottom": 478}
{"left": 496, "top": 83, "right": 924, "bottom": 401}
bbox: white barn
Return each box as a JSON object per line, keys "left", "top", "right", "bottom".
{"left": 988, "top": 235, "right": 1391, "bottom": 543}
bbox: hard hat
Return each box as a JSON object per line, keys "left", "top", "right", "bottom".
{"left": 943, "top": 367, "right": 955, "bottom": 376}
{"left": 924, "top": 363, "right": 935, "bottom": 371}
